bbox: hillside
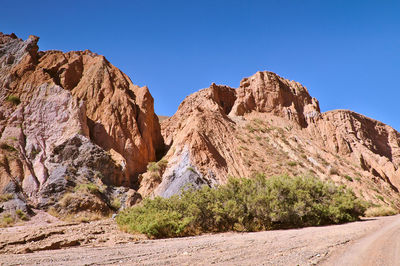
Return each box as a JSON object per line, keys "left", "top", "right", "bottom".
{"left": 0, "top": 33, "right": 399, "bottom": 225}
{"left": 140, "top": 72, "right": 400, "bottom": 208}
{"left": 0, "top": 32, "right": 163, "bottom": 221}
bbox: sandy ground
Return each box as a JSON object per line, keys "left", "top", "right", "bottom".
{"left": 323, "top": 214, "right": 400, "bottom": 266}
{"left": 1, "top": 214, "right": 399, "bottom": 265}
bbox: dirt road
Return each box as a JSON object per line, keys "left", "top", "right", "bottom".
{"left": 1, "top": 215, "right": 399, "bottom": 265}
{"left": 323, "top": 214, "right": 400, "bottom": 266}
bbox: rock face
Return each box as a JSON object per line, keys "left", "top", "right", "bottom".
{"left": 230, "top": 71, "right": 320, "bottom": 127}
{"left": 141, "top": 71, "right": 400, "bottom": 208}
{"left": 309, "top": 110, "right": 400, "bottom": 191}
{"left": 0, "top": 33, "right": 163, "bottom": 219}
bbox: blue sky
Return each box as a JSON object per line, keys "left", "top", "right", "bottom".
{"left": 2, "top": 0, "right": 400, "bottom": 130}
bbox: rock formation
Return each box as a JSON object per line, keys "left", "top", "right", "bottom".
{"left": 230, "top": 71, "right": 320, "bottom": 127}
{"left": 1, "top": 32, "right": 399, "bottom": 223}
{"left": 0, "top": 32, "right": 163, "bottom": 220}
{"left": 140, "top": 71, "right": 400, "bottom": 209}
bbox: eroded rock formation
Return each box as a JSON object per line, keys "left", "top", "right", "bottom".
{"left": 0, "top": 33, "right": 163, "bottom": 218}
{"left": 141, "top": 71, "right": 400, "bottom": 208}
{"left": 1, "top": 32, "right": 399, "bottom": 221}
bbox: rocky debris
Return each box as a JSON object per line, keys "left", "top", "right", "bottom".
{"left": 37, "top": 135, "right": 145, "bottom": 219}
{"left": 0, "top": 210, "right": 143, "bottom": 254}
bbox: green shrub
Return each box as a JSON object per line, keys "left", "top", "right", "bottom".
{"left": 117, "top": 175, "right": 366, "bottom": 238}
{"left": 344, "top": 175, "right": 353, "bottom": 182}
{"left": 287, "top": 161, "right": 297, "bottom": 167}
{"left": 186, "top": 167, "right": 196, "bottom": 173}
{"left": 111, "top": 198, "right": 121, "bottom": 209}
{"left": 147, "top": 159, "right": 168, "bottom": 182}
{"left": 15, "top": 209, "right": 28, "bottom": 221}
{"left": 5, "top": 95, "right": 21, "bottom": 105}
{"left": 74, "top": 183, "right": 100, "bottom": 194}
{"left": 117, "top": 197, "right": 192, "bottom": 238}
{"left": 376, "top": 195, "right": 385, "bottom": 202}
{"left": 0, "top": 143, "right": 17, "bottom": 152}
{"left": 0, "top": 214, "right": 15, "bottom": 227}
{"left": 0, "top": 193, "right": 14, "bottom": 202}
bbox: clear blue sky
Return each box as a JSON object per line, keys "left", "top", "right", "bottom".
{"left": 2, "top": 0, "right": 400, "bottom": 130}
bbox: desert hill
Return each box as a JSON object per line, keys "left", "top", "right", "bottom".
{"left": 0, "top": 33, "right": 399, "bottom": 223}
{"left": 0, "top": 32, "right": 163, "bottom": 220}
{"left": 140, "top": 72, "right": 400, "bottom": 208}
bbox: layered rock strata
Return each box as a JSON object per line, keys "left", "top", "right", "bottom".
{"left": 0, "top": 33, "right": 163, "bottom": 217}
{"left": 141, "top": 72, "right": 400, "bottom": 208}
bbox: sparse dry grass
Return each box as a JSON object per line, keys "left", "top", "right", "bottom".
{"left": 0, "top": 214, "right": 15, "bottom": 227}
{"left": 0, "top": 193, "right": 14, "bottom": 202}
{"left": 0, "top": 209, "right": 29, "bottom": 228}
{"left": 147, "top": 159, "right": 168, "bottom": 182}
{"left": 365, "top": 206, "right": 398, "bottom": 217}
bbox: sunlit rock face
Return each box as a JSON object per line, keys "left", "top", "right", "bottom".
{"left": 0, "top": 33, "right": 163, "bottom": 213}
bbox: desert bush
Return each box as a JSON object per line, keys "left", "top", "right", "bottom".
{"left": 186, "top": 167, "right": 196, "bottom": 173}
{"left": 59, "top": 192, "right": 76, "bottom": 207}
{"left": 5, "top": 95, "right": 21, "bottom": 105}
{"left": 245, "top": 124, "right": 257, "bottom": 133}
{"left": 57, "top": 189, "right": 111, "bottom": 222}
{"left": 117, "top": 175, "right": 366, "bottom": 238}
{"left": 0, "top": 143, "right": 17, "bottom": 152}
{"left": 365, "top": 206, "right": 398, "bottom": 217}
{"left": 147, "top": 159, "right": 168, "bottom": 172}
{"left": 111, "top": 198, "right": 121, "bottom": 209}
{"left": 15, "top": 209, "right": 28, "bottom": 221}
{"left": 376, "top": 195, "right": 385, "bottom": 202}
{"left": 0, "top": 214, "right": 15, "bottom": 227}
{"left": 0, "top": 193, "right": 14, "bottom": 202}
{"left": 147, "top": 159, "right": 168, "bottom": 182}
{"left": 74, "top": 183, "right": 100, "bottom": 194}
{"left": 344, "top": 175, "right": 353, "bottom": 182}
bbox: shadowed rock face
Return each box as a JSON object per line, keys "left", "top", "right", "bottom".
{"left": 141, "top": 72, "right": 400, "bottom": 208}
{"left": 0, "top": 33, "right": 163, "bottom": 214}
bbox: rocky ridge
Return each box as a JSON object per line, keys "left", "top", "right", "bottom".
{"left": 140, "top": 72, "right": 400, "bottom": 208}
{"left": 0, "top": 33, "right": 163, "bottom": 220}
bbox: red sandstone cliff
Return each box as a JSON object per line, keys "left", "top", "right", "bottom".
{"left": 0, "top": 33, "right": 163, "bottom": 217}
{"left": 140, "top": 71, "right": 400, "bottom": 208}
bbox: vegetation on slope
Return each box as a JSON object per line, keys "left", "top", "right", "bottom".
{"left": 364, "top": 206, "right": 398, "bottom": 217}
{"left": 117, "top": 174, "right": 366, "bottom": 238}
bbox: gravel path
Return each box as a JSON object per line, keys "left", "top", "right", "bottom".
{"left": 323, "top": 214, "right": 400, "bottom": 266}
{"left": 1, "top": 215, "right": 398, "bottom": 265}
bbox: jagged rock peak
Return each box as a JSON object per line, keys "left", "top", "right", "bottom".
{"left": 230, "top": 71, "right": 321, "bottom": 127}
{"left": 168, "top": 71, "right": 321, "bottom": 128}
